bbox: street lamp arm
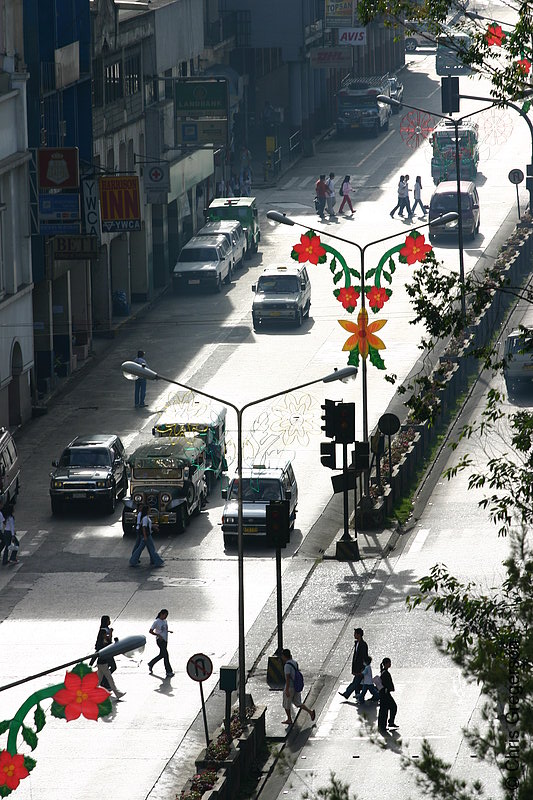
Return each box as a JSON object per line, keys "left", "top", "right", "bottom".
{"left": 459, "top": 94, "right": 533, "bottom": 162}
{"left": 0, "top": 652, "right": 109, "bottom": 694}
{"left": 240, "top": 368, "right": 357, "bottom": 416}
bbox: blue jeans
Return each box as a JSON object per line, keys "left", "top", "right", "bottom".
{"left": 135, "top": 379, "right": 147, "bottom": 407}
{"left": 343, "top": 674, "right": 363, "bottom": 698}
{"left": 130, "top": 535, "right": 163, "bottom": 566}
{"left": 358, "top": 684, "right": 380, "bottom": 702}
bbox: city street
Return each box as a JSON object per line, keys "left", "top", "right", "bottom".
{"left": 0, "top": 44, "right": 530, "bottom": 800}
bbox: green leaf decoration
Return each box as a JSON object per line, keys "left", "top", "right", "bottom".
{"left": 306, "top": 229, "right": 316, "bottom": 238}
{"left": 398, "top": 254, "right": 407, "bottom": 264}
{"left": 22, "top": 725, "right": 38, "bottom": 751}
{"left": 34, "top": 705, "right": 46, "bottom": 733}
{"left": 291, "top": 249, "right": 299, "bottom": 261}
{"left": 383, "top": 270, "right": 392, "bottom": 283}
{"left": 329, "top": 257, "right": 337, "bottom": 273}
{"left": 522, "top": 99, "right": 531, "bottom": 114}
{"left": 369, "top": 346, "right": 386, "bottom": 370}
{"left": 0, "top": 785, "right": 12, "bottom": 797}
{"left": 318, "top": 254, "right": 327, "bottom": 264}
{"left": 333, "top": 288, "right": 340, "bottom": 297}
{"left": 388, "top": 257, "right": 396, "bottom": 274}
{"left": 349, "top": 268, "right": 361, "bottom": 279}
{"left": 347, "top": 349, "right": 360, "bottom": 368}
{"left": 0, "top": 720, "right": 10, "bottom": 735}
{"left": 98, "top": 697, "right": 113, "bottom": 718}
{"left": 24, "top": 756, "right": 37, "bottom": 772}
{"left": 365, "top": 268, "right": 376, "bottom": 280}
{"left": 50, "top": 700, "right": 66, "bottom": 719}
{"left": 346, "top": 305, "right": 356, "bottom": 314}
{"left": 72, "top": 662, "right": 93, "bottom": 678}
{"left": 333, "top": 271, "right": 343, "bottom": 284}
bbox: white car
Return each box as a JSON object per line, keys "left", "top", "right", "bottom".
{"left": 173, "top": 235, "right": 233, "bottom": 293}
{"left": 196, "top": 220, "right": 247, "bottom": 269}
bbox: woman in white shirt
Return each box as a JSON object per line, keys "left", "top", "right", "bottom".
{"left": 3, "top": 505, "right": 18, "bottom": 565}
{"left": 339, "top": 175, "right": 355, "bottom": 215}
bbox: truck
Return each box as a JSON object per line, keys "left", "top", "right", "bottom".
{"left": 336, "top": 75, "right": 391, "bottom": 137}
{"left": 206, "top": 197, "right": 260, "bottom": 256}
{"left": 429, "top": 119, "right": 479, "bottom": 184}
{"left": 122, "top": 437, "right": 208, "bottom": 535}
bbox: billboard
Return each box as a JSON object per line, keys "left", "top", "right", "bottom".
{"left": 99, "top": 176, "right": 141, "bottom": 233}
{"left": 325, "top": 0, "right": 355, "bottom": 28}
{"left": 338, "top": 28, "right": 367, "bottom": 45}
{"left": 310, "top": 47, "right": 353, "bottom": 68}
{"left": 174, "top": 79, "right": 228, "bottom": 115}
{"left": 38, "top": 147, "right": 79, "bottom": 189}
{"left": 177, "top": 119, "right": 228, "bottom": 146}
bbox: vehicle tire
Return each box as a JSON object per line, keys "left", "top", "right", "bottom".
{"left": 372, "top": 122, "right": 379, "bottom": 138}
{"left": 251, "top": 237, "right": 258, "bottom": 254}
{"left": 176, "top": 505, "right": 188, "bottom": 534}
{"left": 122, "top": 510, "right": 134, "bottom": 536}
{"left": 104, "top": 486, "right": 116, "bottom": 515}
{"left": 304, "top": 301, "right": 311, "bottom": 319}
{"left": 51, "top": 497, "right": 62, "bottom": 516}
{"left": 383, "top": 117, "right": 389, "bottom": 131}
{"left": 295, "top": 308, "right": 303, "bottom": 327}
{"left": 405, "top": 38, "right": 417, "bottom": 52}
{"left": 252, "top": 313, "right": 260, "bottom": 330}
{"left": 224, "top": 534, "right": 237, "bottom": 549}
{"left": 224, "top": 264, "right": 233, "bottom": 285}
{"left": 215, "top": 274, "right": 223, "bottom": 293}
{"left": 120, "top": 471, "right": 128, "bottom": 498}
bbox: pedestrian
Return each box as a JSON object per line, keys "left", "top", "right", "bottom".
{"left": 241, "top": 169, "right": 252, "bottom": 197}
{"left": 315, "top": 174, "right": 330, "bottom": 219}
{"left": 148, "top": 609, "right": 175, "bottom": 677}
{"left": 134, "top": 350, "right": 147, "bottom": 408}
{"left": 411, "top": 176, "right": 426, "bottom": 216}
{"left": 377, "top": 657, "right": 398, "bottom": 733}
{"left": 3, "top": 505, "right": 19, "bottom": 565}
{"left": 339, "top": 175, "right": 355, "bottom": 215}
{"left": 356, "top": 657, "right": 380, "bottom": 703}
{"left": 89, "top": 615, "right": 125, "bottom": 699}
{"left": 339, "top": 627, "right": 369, "bottom": 699}
{"left": 0, "top": 501, "right": 9, "bottom": 567}
{"left": 129, "top": 505, "right": 164, "bottom": 567}
{"left": 326, "top": 172, "right": 336, "bottom": 217}
{"left": 239, "top": 145, "right": 252, "bottom": 184}
{"left": 402, "top": 174, "right": 413, "bottom": 218}
{"left": 280, "top": 648, "right": 315, "bottom": 725}
{"left": 390, "top": 176, "right": 407, "bottom": 217}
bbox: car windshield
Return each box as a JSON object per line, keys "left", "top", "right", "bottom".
{"left": 257, "top": 275, "right": 300, "bottom": 293}
{"left": 431, "top": 193, "right": 470, "bottom": 212}
{"left": 132, "top": 457, "right": 183, "bottom": 480}
{"left": 59, "top": 448, "right": 111, "bottom": 468}
{"left": 214, "top": 208, "right": 250, "bottom": 223}
{"left": 507, "top": 334, "right": 533, "bottom": 355}
{"left": 339, "top": 96, "right": 378, "bottom": 108}
{"left": 179, "top": 247, "right": 219, "bottom": 262}
{"left": 229, "top": 478, "right": 282, "bottom": 501}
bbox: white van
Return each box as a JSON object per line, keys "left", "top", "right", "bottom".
{"left": 0, "top": 428, "right": 20, "bottom": 506}
{"left": 173, "top": 235, "right": 233, "bottom": 293}
{"left": 196, "top": 220, "right": 247, "bottom": 269}
{"left": 503, "top": 328, "right": 533, "bottom": 389}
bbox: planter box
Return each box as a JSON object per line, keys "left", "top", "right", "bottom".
{"left": 196, "top": 748, "right": 240, "bottom": 800}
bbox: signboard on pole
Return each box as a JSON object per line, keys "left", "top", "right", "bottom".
{"left": 39, "top": 193, "right": 80, "bottom": 222}
{"left": 99, "top": 176, "right": 141, "bottom": 233}
{"left": 177, "top": 119, "right": 228, "bottom": 146}
{"left": 175, "top": 79, "right": 228, "bottom": 116}
{"left": 338, "top": 28, "right": 367, "bottom": 45}
{"left": 325, "top": 0, "right": 355, "bottom": 28}
{"left": 38, "top": 147, "right": 79, "bottom": 189}
{"left": 143, "top": 163, "right": 170, "bottom": 193}
{"left": 52, "top": 235, "right": 98, "bottom": 260}
{"left": 82, "top": 179, "right": 101, "bottom": 242}
{"left": 310, "top": 47, "right": 353, "bottom": 69}
{"left": 187, "top": 653, "right": 213, "bottom": 682}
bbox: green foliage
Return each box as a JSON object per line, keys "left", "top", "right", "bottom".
{"left": 368, "top": 347, "right": 386, "bottom": 370}
{"left": 34, "top": 705, "right": 46, "bottom": 733}
{"left": 98, "top": 697, "right": 112, "bottom": 718}
{"left": 302, "top": 772, "right": 358, "bottom": 800}
{"left": 0, "top": 721, "right": 10, "bottom": 735}
{"left": 347, "top": 350, "right": 360, "bottom": 368}
{"left": 21, "top": 725, "right": 38, "bottom": 751}
{"left": 330, "top": 258, "right": 337, "bottom": 274}
{"left": 333, "top": 272, "right": 343, "bottom": 284}
{"left": 71, "top": 662, "right": 92, "bottom": 678}
{"left": 365, "top": 267, "right": 376, "bottom": 280}
{"left": 50, "top": 700, "right": 66, "bottom": 720}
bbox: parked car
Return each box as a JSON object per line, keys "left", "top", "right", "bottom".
{"left": 385, "top": 75, "right": 403, "bottom": 110}
{"left": 404, "top": 22, "right": 437, "bottom": 52}
{"left": 503, "top": 328, "right": 533, "bottom": 391}
{"left": 50, "top": 434, "right": 128, "bottom": 515}
{"left": 196, "top": 220, "right": 247, "bottom": 269}
{"left": 0, "top": 428, "right": 20, "bottom": 506}
{"left": 252, "top": 264, "right": 311, "bottom": 329}
{"left": 206, "top": 197, "right": 261, "bottom": 255}
{"left": 428, "top": 180, "right": 480, "bottom": 241}
{"left": 173, "top": 235, "right": 233, "bottom": 293}
{"left": 221, "top": 459, "right": 298, "bottom": 547}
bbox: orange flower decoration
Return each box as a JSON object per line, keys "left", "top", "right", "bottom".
{"left": 54, "top": 671, "right": 109, "bottom": 722}
{"left": 0, "top": 751, "right": 29, "bottom": 790}
{"left": 337, "top": 286, "right": 360, "bottom": 309}
{"left": 399, "top": 233, "right": 432, "bottom": 265}
{"left": 339, "top": 308, "right": 386, "bottom": 359}
{"left": 517, "top": 58, "right": 531, "bottom": 75}
{"left": 366, "top": 286, "right": 390, "bottom": 310}
{"left": 485, "top": 24, "right": 505, "bottom": 46}
{"left": 292, "top": 233, "right": 326, "bottom": 265}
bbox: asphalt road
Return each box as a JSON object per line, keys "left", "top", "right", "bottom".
{"left": 1, "top": 46, "right": 530, "bottom": 800}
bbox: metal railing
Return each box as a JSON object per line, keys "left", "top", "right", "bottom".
{"left": 288, "top": 129, "right": 302, "bottom": 160}
{"left": 263, "top": 146, "right": 282, "bottom": 182}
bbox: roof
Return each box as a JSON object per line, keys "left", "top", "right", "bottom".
{"left": 260, "top": 264, "right": 305, "bottom": 276}
{"left": 131, "top": 437, "right": 205, "bottom": 463}
{"left": 198, "top": 221, "right": 243, "bottom": 233}
{"left": 182, "top": 235, "right": 230, "bottom": 247}
{"left": 209, "top": 198, "right": 256, "bottom": 208}
{"left": 70, "top": 434, "right": 118, "bottom": 448}
{"left": 154, "top": 403, "right": 227, "bottom": 430}
{"left": 433, "top": 180, "right": 476, "bottom": 193}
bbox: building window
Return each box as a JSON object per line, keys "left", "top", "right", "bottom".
{"left": 105, "top": 60, "right": 123, "bottom": 103}
{"left": 107, "top": 148, "right": 114, "bottom": 172}
{"left": 92, "top": 58, "right": 103, "bottom": 107}
{"left": 124, "top": 53, "right": 141, "bottom": 96}
{"left": 165, "top": 68, "right": 173, "bottom": 100}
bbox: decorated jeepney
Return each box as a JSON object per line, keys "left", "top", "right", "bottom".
{"left": 122, "top": 437, "right": 207, "bottom": 535}
{"left": 430, "top": 120, "right": 479, "bottom": 184}
{"left": 152, "top": 403, "right": 227, "bottom": 492}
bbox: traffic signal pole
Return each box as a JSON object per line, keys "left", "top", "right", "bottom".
{"left": 342, "top": 442, "right": 350, "bottom": 541}
{"left": 275, "top": 546, "right": 283, "bottom": 654}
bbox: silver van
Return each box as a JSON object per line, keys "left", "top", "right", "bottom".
{"left": 252, "top": 264, "right": 311, "bottom": 328}
{"left": 0, "top": 428, "right": 20, "bottom": 506}
{"left": 503, "top": 328, "right": 533, "bottom": 390}
{"left": 221, "top": 459, "right": 298, "bottom": 547}
{"left": 196, "top": 220, "right": 247, "bottom": 269}
{"left": 173, "top": 235, "right": 233, "bottom": 292}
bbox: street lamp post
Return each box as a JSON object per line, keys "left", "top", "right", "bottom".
{"left": 121, "top": 361, "right": 356, "bottom": 724}
{"left": 266, "top": 210, "right": 457, "bottom": 444}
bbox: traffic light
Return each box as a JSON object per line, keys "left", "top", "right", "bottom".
{"left": 353, "top": 441, "right": 370, "bottom": 472}
{"left": 320, "top": 441, "right": 336, "bottom": 469}
{"left": 321, "top": 399, "right": 337, "bottom": 438}
{"left": 441, "top": 77, "right": 459, "bottom": 114}
{"left": 266, "top": 500, "right": 290, "bottom": 547}
{"left": 334, "top": 402, "right": 356, "bottom": 444}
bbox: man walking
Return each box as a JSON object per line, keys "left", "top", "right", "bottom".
{"left": 315, "top": 174, "right": 330, "bottom": 219}
{"left": 281, "top": 648, "right": 315, "bottom": 726}
{"left": 326, "top": 172, "right": 336, "bottom": 217}
{"left": 148, "top": 609, "right": 174, "bottom": 677}
{"left": 339, "top": 628, "right": 369, "bottom": 699}
{"left": 134, "top": 350, "right": 147, "bottom": 408}
{"left": 402, "top": 174, "right": 413, "bottom": 218}
{"left": 390, "top": 176, "right": 407, "bottom": 218}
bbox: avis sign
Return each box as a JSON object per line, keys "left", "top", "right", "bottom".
{"left": 338, "top": 27, "right": 367, "bottom": 45}
{"left": 99, "top": 176, "right": 141, "bottom": 233}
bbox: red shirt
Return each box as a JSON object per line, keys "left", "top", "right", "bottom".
{"left": 315, "top": 179, "right": 329, "bottom": 198}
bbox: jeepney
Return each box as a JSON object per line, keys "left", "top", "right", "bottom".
{"left": 152, "top": 403, "right": 227, "bottom": 493}
{"left": 122, "top": 437, "right": 207, "bottom": 535}
{"left": 206, "top": 197, "right": 260, "bottom": 255}
{"left": 430, "top": 120, "right": 479, "bottom": 184}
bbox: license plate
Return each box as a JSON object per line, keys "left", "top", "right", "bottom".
{"left": 159, "top": 515, "right": 169, "bottom": 523}
{"left": 188, "top": 279, "right": 200, "bottom": 285}
{"left": 72, "top": 493, "right": 86, "bottom": 499}
{"left": 244, "top": 526, "right": 258, "bottom": 533}
{"left": 270, "top": 311, "right": 281, "bottom": 317}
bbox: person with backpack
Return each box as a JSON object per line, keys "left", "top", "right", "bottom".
{"left": 377, "top": 657, "right": 398, "bottom": 733}
{"left": 280, "top": 648, "right": 315, "bottom": 726}
{"left": 89, "top": 615, "right": 126, "bottom": 700}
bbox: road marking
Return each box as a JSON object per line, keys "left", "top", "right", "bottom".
{"left": 409, "top": 527, "right": 430, "bottom": 553}
{"left": 281, "top": 177, "right": 299, "bottom": 189}
{"left": 355, "top": 130, "right": 395, "bottom": 168}
{"left": 300, "top": 176, "right": 314, "bottom": 188}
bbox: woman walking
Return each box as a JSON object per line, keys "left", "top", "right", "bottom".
{"left": 339, "top": 175, "right": 355, "bottom": 215}
{"left": 90, "top": 615, "right": 125, "bottom": 699}
{"left": 3, "top": 505, "right": 19, "bottom": 565}
{"left": 377, "top": 657, "right": 398, "bottom": 733}
{"left": 411, "top": 176, "right": 426, "bottom": 216}
{"left": 148, "top": 609, "right": 174, "bottom": 677}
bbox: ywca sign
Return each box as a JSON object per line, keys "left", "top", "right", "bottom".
{"left": 338, "top": 27, "right": 367, "bottom": 45}
{"left": 99, "top": 176, "right": 141, "bottom": 233}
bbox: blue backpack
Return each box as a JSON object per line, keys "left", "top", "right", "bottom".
{"left": 289, "top": 660, "right": 304, "bottom": 692}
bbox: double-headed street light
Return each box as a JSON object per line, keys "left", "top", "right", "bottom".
{"left": 121, "top": 360, "right": 357, "bottom": 724}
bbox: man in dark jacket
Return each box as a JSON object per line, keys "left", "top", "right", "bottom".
{"left": 339, "top": 628, "right": 369, "bottom": 699}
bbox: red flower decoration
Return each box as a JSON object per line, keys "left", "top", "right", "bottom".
{"left": 517, "top": 58, "right": 531, "bottom": 75}
{"left": 366, "top": 286, "right": 390, "bottom": 310}
{"left": 292, "top": 233, "right": 326, "bottom": 265}
{"left": 399, "top": 233, "right": 432, "bottom": 265}
{"left": 485, "top": 24, "right": 505, "bottom": 46}
{"left": 0, "top": 750, "right": 29, "bottom": 790}
{"left": 337, "top": 286, "right": 360, "bottom": 309}
{"left": 54, "top": 671, "right": 109, "bottom": 722}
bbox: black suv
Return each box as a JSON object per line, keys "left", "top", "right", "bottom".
{"left": 50, "top": 435, "right": 128, "bottom": 515}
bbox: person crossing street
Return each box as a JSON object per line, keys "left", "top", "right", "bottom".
{"left": 148, "top": 609, "right": 175, "bottom": 677}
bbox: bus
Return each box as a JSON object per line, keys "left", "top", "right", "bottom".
{"left": 436, "top": 30, "right": 473, "bottom": 76}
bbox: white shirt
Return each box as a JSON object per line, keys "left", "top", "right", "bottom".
{"left": 136, "top": 510, "right": 142, "bottom": 531}
{"left": 326, "top": 177, "right": 335, "bottom": 195}
{"left": 141, "top": 514, "right": 153, "bottom": 535}
{"left": 414, "top": 181, "right": 421, "bottom": 200}
{"left": 151, "top": 617, "right": 168, "bottom": 641}
{"left": 362, "top": 664, "right": 373, "bottom": 685}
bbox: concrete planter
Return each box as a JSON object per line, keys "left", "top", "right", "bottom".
{"left": 195, "top": 748, "right": 240, "bottom": 800}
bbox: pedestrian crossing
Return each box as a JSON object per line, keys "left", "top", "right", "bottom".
{"left": 276, "top": 155, "right": 392, "bottom": 193}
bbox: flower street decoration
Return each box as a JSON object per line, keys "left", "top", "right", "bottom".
{"left": 516, "top": 57, "right": 532, "bottom": 75}
{"left": 485, "top": 23, "right": 505, "bottom": 47}
{"left": 399, "top": 110, "right": 435, "bottom": 149}
{"left": 291, "top": 229, "right": 437, "bottom": 369}
{"left": 483, "top": 23, "right": 533, "bottom": 110}
{"left": 0, "top": 663, "right": 111, "bottom": 795}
